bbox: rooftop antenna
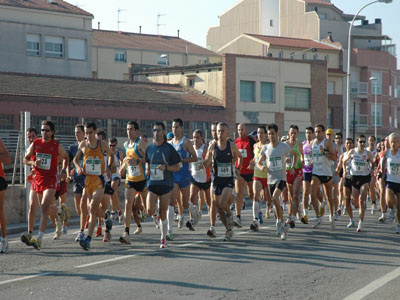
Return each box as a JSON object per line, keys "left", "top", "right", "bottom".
{"left": 157, "top": 13, "right": 166, "bottom": 35}
{"left": 117, "top": 8, "right": 126, "bottom": 31}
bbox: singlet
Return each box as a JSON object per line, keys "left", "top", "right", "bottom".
{"left": 169, "top": 137, "right": 190, "bottom": 174}
{"left": 235, "top": 136, "right": 253, "bottom": 175}
{"left": 303, "top": 141, "right": 313, "bottom": 174}
{"left": 286, "top": 140, "right": 302, "bottom": 170}
{"left": 191, "top": 144, "right": 210, "bottom": 183}
{"left": 350, "top": 148, "right": 370, "bottom": 176}
{"left": 125, "top": 138, "right": 145, "bottom": 182}
{"left": 213, "top": 141, "right": 234, "bottom": 185}
{"left": 261, "top": 142, "right": 291, "bottom": 184}
{"left": 386, "top": 149, "right": 400, "bottom": 183}
{"left": 253, "top": 142, "right": 268, "bottom": 179}
{"left": 344, "top": 153, "right": 352, "bottom": 179}
{"left": 0, "top": 162, "right": 4, "bottom": 178}
{"left": 312, "top": 138, "right": 332, "bottom": 176}
{"left": 32, "top": 138, "right": 59, "bottom": 178}
{"left": 83, "top": 140, "right": 105, "bottom": 177}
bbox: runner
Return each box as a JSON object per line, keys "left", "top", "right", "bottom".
{"left": 310, "top": 124, "right": 336, "bottom": 230}
{"left": 377, "top": 138, "right": 389, "bottom": 222}
{"left": 285, "top": 125, "right": 303, "bottom": 228}
{"left": 188, "top": 129, "right": 211, "bottom": 231}
{"left": 367, "top": 135, "right": 378, "bottom": 214}
{"left": 334, "top": 132, "right": 345, "bottom": 216}
{"left": 234, "top": 123, "right": 255, "bottom": 227}
{"left": 0, "top": 138, "right": 11, "bottom": 253}
{"left": 257, "top": 123, "right": 298, "bottom": 240}
{"left": 23, "top": 121, "right": 68, "bottom": 250}
{"left": 74, "top": 122, "right": 115, "bottom": 251}
{"left": 119, "top": 121, "right": 148, "bottom": 244}
{"left": 343, "top": 135, "right": 374, "bottom": 232}
{"left": 204, "top": 122, "right": 242, "bottom": 241}
{"left": 326, "top": 128, "right": 341, "bottom": 221}
{"left": 249, "top": 125, "right": 271, "bottom": 232}
{"left": 145, "top": 122, "right": 181, "bottom": 248}
{"left": 168, "top": 118, "right": 198, "bottom": 239}
{"left": 109, "top": 137, "right": 124, "bottom": 224}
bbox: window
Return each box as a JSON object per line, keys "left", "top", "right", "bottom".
{"left": 187, "top": 78, "right": 195, "bottom": 87}
{"left": 68, "top": 38, "right": 86, "bottom": 60}
{"left": 394, "top": 77, "right": 397, "bottom": 98}
{"left": 198, "top": 58, "right": 209, "bottom": 64}
{"left": 166, "top": 120, "right": 190, "bottom": 137}
{"left": 290, "top": 54, "right": 294, "bottom": 59}
{"left": 324, "top": 55, "right": 329, "bottom": 62}
{"left": 371, "top": 103, "right": 382, "bottom": 126}
{"left": 158, "top": 54, "right": 169, "bottom": 66}
{"left": 261, "top": 82, "right": 275, "bottom": 103}
{"left": 313, "top": 54, "right": 318, "bottom": 61}
{"left": 240, "top": 81, "right": 255, "bottom": 102}
{"left": 268, "top": 53, "right": 273, "bottom": 57}
{"left": 328, "top": 81, "right": 335, "bottom": 95}
{"left": 141, "top": 120, "right": 159, "bottom": 140}
{"left": 45, "top": 36, "right": 63, "bottom": 58}
{"left": 279, "top": 51, "right": 284, "bottom": 59}
{"left": 327, "top": 108, "right": 332, "bottom": 128}
{"left": 270, "top": 19, "right": 273, "bottom": 27}
{"left": 26, "top": 34, "right": 40, "bottom": 56}
{"left": 112, "top": 119, "right": 132, "bottom": 137}
{"left": 0, "top": 114, "right": 14, "bottom": 129}
{"left": 49, "top": 116, "right": 79, "bottom": 135}
{"left": 285, "top": 87, "right": 310, "bottom": 109}
{"left": 371, "top": 71, "right": 382, "bottom": 94}
{"left": 115, "top": 50, "right": 127, "bottom": 62}
{"left": 302, "top": 53, "right": 306, "bottom": 60}
{"left": 319, "top": 13, "right": 327, "bottom": 19}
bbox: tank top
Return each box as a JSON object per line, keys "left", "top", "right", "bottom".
{"left": 303, "top": 141, "right": 313, "bottom": 173}
{"left": 83, "top": 140, "right": 105, "bottom": 177}
{"left": 191, "top": 144, "right": 210, "bottom": 183}
{"left": 125, "top": 138, "right": 145, "bottom": 182}
{"left": 286, "top": 140, "right": 302, "bottom": 170}
{"left": 235, "top": 136, "right": 253, "bottom": 175}
{"left": 170, "top": 137, "right": 189, "bottom": 173}
{"left": 350, "top": 148, "right": 370, "bottom": 176}
{"left": 312, "top": 138, "right": 332, "bottom": 176}
{"left": 386, "top": 149, "right": 400, "bottom": 183}
{"left": 32, "top": 138, "right": 59, "bottom": 178}
{"left": 213, "top": 141, "right": 234, "bottom": 185}
{"left": 344, "top": 154, "right": 352, "bottom": 179}
{"left": 253, "top": 142, "right": 268, "bottom": 179}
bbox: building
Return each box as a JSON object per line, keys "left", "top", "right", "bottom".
{"left": 0, "top": 0, "right": 93, "bottom": 77}
{"left": 92, "top": 29, "right": 221, "bottom": 80}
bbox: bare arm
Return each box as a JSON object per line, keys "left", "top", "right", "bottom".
{"left": 231, "top": 143, "right": 243, "bottom": 175}
{"left": 184, "top": 139, "right": 198, "bottom": 163}
{"left": 0, "top": 139, "right": 11, "bottom": 165}
{"left": 203, "top": 141, "right": 215, "bottom": 168}
{"left": 324, "top": 140, "right": 336, "bottom": 161}
{"left": 73, "top": 141, "right": 85, "bottom": 175}
{"left": 336, "top": 154, "right": 344, "bottom": 174}
{"left": 288, "top": 149, "right": 298, "bottom": 170}
{"left": 24, "top": 143, "right": 37, "bottom": 167}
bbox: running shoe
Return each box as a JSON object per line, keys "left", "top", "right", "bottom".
{"left": 337, "top": 207, "right": 342, "bottom": 217}
{"left": 160, "top": 238, "right": 168, "bottom": 249}
{"left": 230, "top": 203, "right": 235, "bottom": 211}
{"left": 276, "top": 222, "right": 282, "bottom": 236}
{"left": 265, "top": 209, "right": 270, "bottom": 219}
{"left": 186, "top": 220, "right": 195, "bottom": 231}
{"left": 319, "top": 201, "right": 325, "bottom": 216}
{"left": 396, "top": 224, "right": 400, "bottom": 234}
{"left": 288, "top": 218, "right": 295, "bottom": 229}
{"left": 258, "top": 211, "right": 264, "bottom": 224}
{"left": 334, "top": 211, "right": 339, "bottom": 221}
{"left": 30, "top": 238, "right": 42, "bottom": 250}
{"left": 329, "top": 216, "right": 335, "bottom": 231}
{"left": 75, "top": 231, "right": 84, "bottom": 242}
{"left": 198, "top": 209, "right": 202, "bottom": 220}
{"left": 281, "top": 223, "right": 289, "bottom": 240}
{"left": 105, "top": 210, "right": 113, "bottom": 232}
{"left": 53, "top": 220, "right": 62, "bottom": 240}
{"left": 178, "top": 216, "right": 184, "bottom": 229}
{"left": 301, "top": 215, "right": 309, "bottom": 224}
{"left": 118, "top": 211, "right": 124, "bottom": 224}
{"left": 234, "top": 216, "right": 242, "bottom": 228}
{"left": 207, "top": 227, "right": 216, "bottom": 238}
{"left": 95, "top": 226, "right": 103, "bottom": 237}
{"left": 357, "top": 222, "right": 363, "bottom": 232}
{"left": 223, "top": 229, "right": 233, "bottom": 241}
{"left": 226, "top": 211, "right": 234, "bottom": 229}
{"left": 312, "top": 217, "right": 322, "bottom": 229}
{"left": 20, "top": 232, "right": 32, "bottom": 246}
{"left": 166, "top": 230, "right": 174, "bottom": 241}
{"left": 371, "top": 203, "right": 377, "bottom": 215}
{"left": 388, "top": 210, "right": 395, "bottom": 223}
{"left": 79, "top": 237, "right": 90, "bottom": 251}
{"left": 192, "top": 206, "right": 200, "bottom": 225}
{"left": 0, "top": 239, "right": 8, "bottom": 253}
{"left": 119, "top": 232, "right": 131, "bottom": 244}
{"left": 111, "top": 211, "right": 118, "bottom": 222}
{"left": 250, "top": 221, "right": 259, "bottom": 232}
{"left": 62, "top": 226, "right": 68, "bottom": 235}
{"left": 347, "top": 220, "right": 355, "bottom": 228}
{"left": 103, "top": 231, "right": 111, "bottom": 242}
{"left": 134, "top": 226, "right": 142, "bottom": 235}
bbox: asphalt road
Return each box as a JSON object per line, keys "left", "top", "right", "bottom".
{"left": 1, "top": 204, "right": 400, "bottom": 300}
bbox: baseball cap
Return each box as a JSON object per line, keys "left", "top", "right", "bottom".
{"left": 326, "top": 128, "right": 334, "bottom": 135}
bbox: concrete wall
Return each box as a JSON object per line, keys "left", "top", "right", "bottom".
{"left": 260, "top": 0, "right": 280, "bottom": 36}
{"left": 219, "top": 35, "right": 264, "bottom": 56}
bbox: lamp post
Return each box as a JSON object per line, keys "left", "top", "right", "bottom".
{"left": 345, "top": 0, "right": 392, "bottom": 139}
{"left": 369, "top": 77, "right": 378, "bottom": 138}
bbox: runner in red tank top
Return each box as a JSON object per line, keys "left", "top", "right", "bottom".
{"left": 0, "top": 137, "right": 11, "bottom": 253}
{"left": 24, "top": 121, "right": 68, "bottom": 250}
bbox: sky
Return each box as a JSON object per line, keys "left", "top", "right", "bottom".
{"left": 76, "top": 0, "right": 400, "bottom": 61}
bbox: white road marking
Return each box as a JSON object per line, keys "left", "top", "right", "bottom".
{"left": 0, "top": 272, "right": 54, "bottom": 286}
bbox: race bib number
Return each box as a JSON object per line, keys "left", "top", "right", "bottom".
{"left": 217, "top": 163, "right": 232, "bottom": 177}
{"left": 239, "top": 149, "right": 247, "bottom": 158}
{"left": 304, "top": 153, "right": 313, "bottom": 166}
{"left": 352, "top": 158, "right": 368, "bottom": 173}
{"left": 85, "top": 157, "right": 102, "bottom": 175}
{"left": 389, "top": 163, "right": 400, "bottom": 175}
{"left": 150, "top": 164, "right": 164, "bottom": 181}
{"left": 313, "top": 151, "right": 323, "bottom": 164}
{"left": 192, "top": 162, "right": 203, "bottom": 174}
{"left": 36, "top": 153, "right": 51, "bottom": 170}
{"left": 268, "top": 157, "right": 282, "bottom": 172}
{"left": 128, "top": 165, "right": 141, "bottom": 177}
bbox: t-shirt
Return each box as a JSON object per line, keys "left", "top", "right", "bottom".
{"left": 261, "top": 142, "right": 291, "bottom": 184}
{"left": 145, "top": 141, "right": 181, "bottom": 187}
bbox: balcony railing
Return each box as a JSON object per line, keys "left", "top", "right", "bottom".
{"left": 350, "top": 81, "right": 368, "bottom": 98}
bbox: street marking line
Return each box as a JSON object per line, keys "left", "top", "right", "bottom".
{"left": 75, "top": 253, "right": 145, "bottom": 268}
{"left": 0, "top": 272, "right": 54, "bottom": 286}
{"left": 343, "top": 266, "right": 400, "bottom": 300}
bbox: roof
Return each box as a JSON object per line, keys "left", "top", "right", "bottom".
{"left": 304, "top": 0, "right": 343, "bottom": 14}
{"left": 92, "top": 30, "right": 219, "bottom": 56}
{"left": 0, "top": 0, "right": 92, "bottom": 17}
{"left": 0, "top": 72, "right": 222, "bottom": 108}
{"left": 246, "top": 34, "right": 341, "bottom": 51}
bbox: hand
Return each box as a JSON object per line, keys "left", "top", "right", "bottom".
{"left": 77, "top": 166, "right": 84, "bottom": 176}
{"left": 319, "top": 146, "right": 324, "bottom": 154}
{"left": 34, "top": 158, "right": 41, "bottom": 168}
{"left": 157, "top": 164, "right": 166, "bottom": 171}
{"left": 66, "top": 176, "right": 72, "bottom": 183}
{"left": 69, "top": 168, "right": 75, "bottom": 177}
{"left": 248, "top": 161, "right": 255, "bottom": 170}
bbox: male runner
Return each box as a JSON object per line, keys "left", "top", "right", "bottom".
{"left": 109, "top": 137, "right": 124, "bottom": 224}
{"left": 0, "top": 138, "right": 11, "bottom": 253}
{"left": 367, "top": 135, "right": 378, "bottom": 214}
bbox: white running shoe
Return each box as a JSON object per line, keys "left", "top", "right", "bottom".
{"left": 178, "top": 216, "right": 184, "bottom": 229}
{"left": 276, "top": 222, "right": 282, "bottom": 236}
{"left": 281, "top": 223, "right": 289, "bottom": 240}
{"left": 0, "top": 238, "right": 8, "bottom": 253}
{"left": 312, "top": 217, "right": 322, "bottom": 229}
{"left": 329, "top": 215, "right": 335, "bottom": 231}
{"left": 357, "top": 221, "right": 363, "bottom": 232}
{"left": 388, "top": 210, "right": 395, "bottom": 223}
{"left": 371, "top": 203, "right": 377, "bottom": 215}
{"left": 347, "top": 220, "right": 355, "bottom": 228}
{"left": 75, "top": 231, "right": 84, "bottom": 242}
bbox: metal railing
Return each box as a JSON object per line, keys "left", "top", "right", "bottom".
{"left": 350, "top": 81, "right": 368, "bottom": 98}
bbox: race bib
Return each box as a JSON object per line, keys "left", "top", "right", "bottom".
{"left": 36, "top": 153, "right": 51, "bottom": 170}
{"left": 217, "top": 163, "right": 232, "bottom": 177}
{"left": 128, "top": 165, "right": 141, "bottom": 177}
{"left": 352, "top": 158, "right": 368, "bottom": 173}
{"left": 268, "top": 157, "right": 282, "bottom": 172}
{"left": 150, "top": 164, "right": 164, "bottom": 181}
{"left": 85, "top": 157, "right": 102, "bottom": 175}
{"left": 304, "top": 153, "right": 313, "bottom": 166}
{"left": 239, "top": 149, "right": 247, "bottom": 158}
{"left": 389, "top": 163, "right": 400, "bottom": 175}
{"left": 313, "top": 151, "right": 323, "bottom": 164}
{"left": 192, "top": 162, "right": 203, "bottom": 174}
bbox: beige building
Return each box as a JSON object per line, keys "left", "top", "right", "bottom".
{"left": 0, "top": 0, "right": 93, "bottom": 77}
{"left": 92, "top": 30, "right": 221, "bottom": 80}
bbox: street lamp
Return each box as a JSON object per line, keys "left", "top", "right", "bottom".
{"left": 345, "top": 0, "right": 392, "bottom": 139}
{"left": 369, "top": 76, "right": 378, "bottom": 138}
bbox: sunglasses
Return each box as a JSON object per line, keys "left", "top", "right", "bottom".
{"left": 359, "top": 140, "right": 366, "bottom": 144}
{"left": 153, "top": 128, "right": 162, "bottom": 132}
{"left": 41, "top": 129, "right": 50, "bottom": 132}
{"left": 109, "top": 144, "right": 116, "bottom": 147}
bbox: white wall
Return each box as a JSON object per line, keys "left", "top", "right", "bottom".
{"left": 260, "top": 0, "right": 280, "bottom": 36}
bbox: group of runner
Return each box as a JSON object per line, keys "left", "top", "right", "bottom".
{"left": 1, "top": 118, "right": 400, "bottom": 253}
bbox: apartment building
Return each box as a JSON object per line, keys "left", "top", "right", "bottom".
{"left": 0, "top": 0, "right": 93, "bottom": 77}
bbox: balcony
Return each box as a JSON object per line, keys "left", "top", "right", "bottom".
{"left": 350, "top": 82, "right": 368, "bottom": 98}
{"left": 351, "top": 114, "right": 369, "bottom": 127}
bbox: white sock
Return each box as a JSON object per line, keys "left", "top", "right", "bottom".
{"left": 37, "top": 231, "right": 44, "bottom": 240}
{"left": 161, "top": 219, "right": 168, "bottom": 240}
{"left": 252, "top": 201, "right": 260, "bottom": 220}
{"left": 167, "top": 206, "right": 174, "bottom": 232}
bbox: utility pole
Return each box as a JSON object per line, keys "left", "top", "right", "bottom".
{"left": 117, "top": 8, "right": 126, "bottom": 31}
{"left": 157, "top": 13, "right": 166, "bottom": 35}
